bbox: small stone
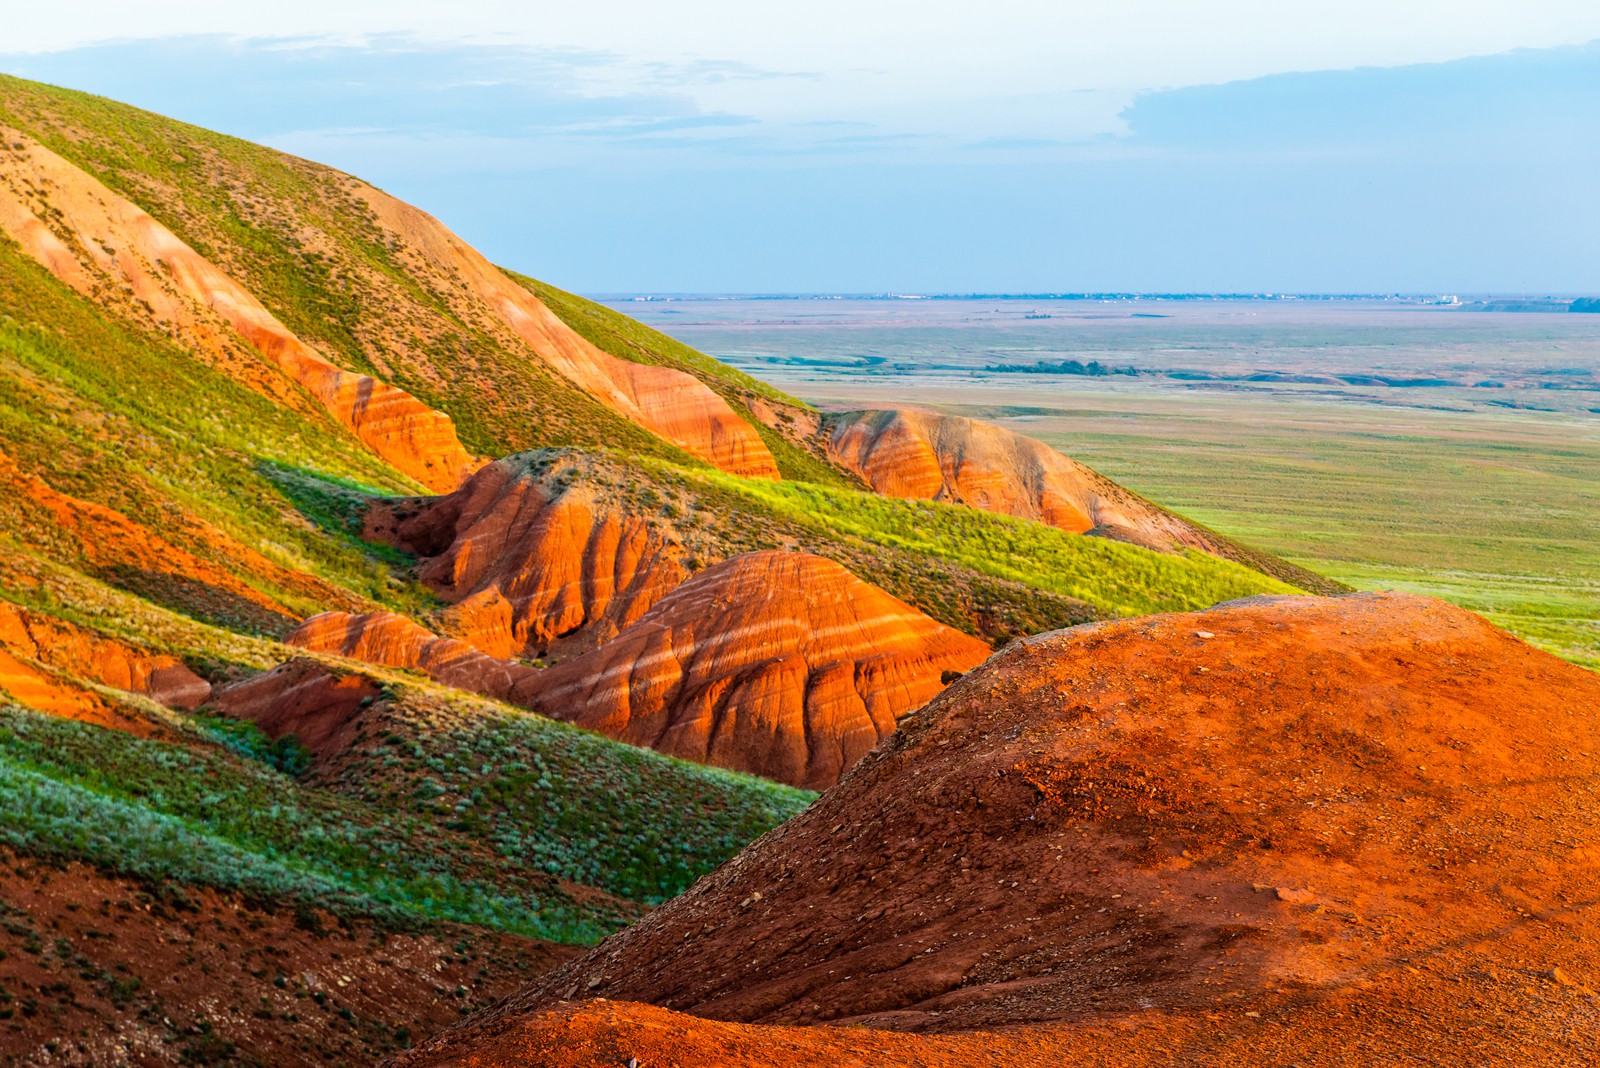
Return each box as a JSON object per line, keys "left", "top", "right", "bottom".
{"left": 1544, "top": 967, "right": 1577, "bottom": 987}
{"left": 1275, "top": 887, "right": 1316, "bottom": 904}
{"left": 1196, "top": 631, "right": 1216, "bottom": 639}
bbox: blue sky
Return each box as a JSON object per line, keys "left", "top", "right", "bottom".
{"left": 3, "top": 4, "right": 1597, "bottom": 293}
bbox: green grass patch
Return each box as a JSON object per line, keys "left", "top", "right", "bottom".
{"left": 325, "top": 696, "right": 813, "bottom": 905}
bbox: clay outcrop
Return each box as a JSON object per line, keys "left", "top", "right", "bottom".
{"left": 401, "top": 593, "right": 1600, "bottom": 1065}
{"left": 525, "top": 550, "right": 991, "bottom": 789}
{"left": 210, "top": 658, "right": 384, "bottom": 760}
{"left": 286, "top": 610, "right": 539, "bottom": 705}
{"left": 368, "top": 456, "right": 688, "bottom": 659}
{"left": 0, "top": 600, "right": 210, "bottom": 710}
{"left": 825, "top": 408, "right": 1223, "bottom": 551}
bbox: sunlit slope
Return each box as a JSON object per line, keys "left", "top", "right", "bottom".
{"left": 0, "top": 73, "right": 777, "bottom": 476}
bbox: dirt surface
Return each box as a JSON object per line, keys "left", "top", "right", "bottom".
{"left": 0, "top": 848, "right": 578, "bottom": 1067}
{"left": 400, "top": 592, "right": 1600, "bottom": 1065}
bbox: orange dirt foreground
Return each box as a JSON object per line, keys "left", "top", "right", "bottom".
{"left": 399, "top": 593, "right": 1600, "bottom": 1066}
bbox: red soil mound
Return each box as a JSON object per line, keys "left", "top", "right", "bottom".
{"left": 0, "top": 600, "right": 210, "bottom": 709}
{"left": 825, "top": 409, "right": 1224, "bottom": 551}
{"left": 0, "top": 847, "right": 575, "bottom": 1067}
{"left": 288, "top": 610, "right": 539, "bottom": 704}
{"left": 354, "top": 185, "right": 778, "bottom": 480}
{"left": 210, "top": 658, "right": 383, "bottom": 760}
{"left": 367, "top": 456, "right": 688, "bottom": 659}
{"left": 403, "top": 593, "right": 1600, "bottom": 1065}
{"left": 0, "top": 130, "right": 480, "bottom": 491}
{"left": 525, "top": 551, "right": 992, "bottom": 789}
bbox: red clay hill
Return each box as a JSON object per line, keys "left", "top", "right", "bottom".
{"left": 363, "top": 454, "right": 689, "bottom": 660}
{"left": 523, "top": 551, "right": 991, "bottom": 790}
{"left": 397, "top": 592, "right": 1600, "bottom": 1067}
{"left": 290, "top": 551, "right": 989, "bottom": 790}
{"left": 822, "top": 408, "right": 1223, "bottom": 550}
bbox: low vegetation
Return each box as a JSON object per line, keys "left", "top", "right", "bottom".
{"left": 323, "top": 694, "right": 814, "bottom": 904}
{"left": 0, "top": 704, "right": 619, "bottom": 942}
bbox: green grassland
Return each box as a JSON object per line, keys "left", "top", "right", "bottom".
{"left": 1009, "top": 396, "right": 1600, "bottom": 670}
{"left": 319, "top": 693, "right": 812, "bottom": 905}
{"left": 0, "top": 703, "right": 619, "bottom": 942}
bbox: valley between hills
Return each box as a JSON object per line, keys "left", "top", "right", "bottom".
{"left": 0, "top": 73, "right": 1596, "bottom": 1067}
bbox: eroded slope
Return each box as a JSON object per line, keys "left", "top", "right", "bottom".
{"left": 403, "top": 593, "right": 1600, "bottom": 1065}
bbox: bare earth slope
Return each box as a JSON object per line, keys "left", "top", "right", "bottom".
{"left": 526, "top": 551, "right": 992, "bottom": 789}
{"left": 401, "top": 592, "right": 1600, "bottom": 1066}
{"left": 0, "top": 847, "right": 574, "bottom": 1068}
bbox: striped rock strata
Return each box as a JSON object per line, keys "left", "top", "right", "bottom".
{"left": 366, "top": 456, "right": 688, "bottom": 659}
{"left": 286, "top": 610, "right": 539, "bottom": 705}
{"left": 0, "top": 600, "right": 210, "bottom": 710}
{"left": 526, "top": 551, "right": 991, "bottom": 789}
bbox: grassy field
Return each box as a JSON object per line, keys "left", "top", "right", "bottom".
{"left": 671, "top": 461, "right": 1297, "bottom": 618}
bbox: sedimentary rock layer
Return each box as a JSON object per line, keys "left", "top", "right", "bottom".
{"left": 368, "top": 456, "right": 688, "bottom": 659}
{"left": 287, "top": 610, "right": 539, "bottom": 705}
{"left": 0, "top": 600, "right": 209, "bottom": 709}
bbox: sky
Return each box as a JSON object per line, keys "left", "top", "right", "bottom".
{"left": 2, "top": 2, "right": 1598, "bottom": 294}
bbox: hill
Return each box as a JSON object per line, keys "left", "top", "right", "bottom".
{"left": 402, "top": 593, "right": 1600, "bottom": 1066}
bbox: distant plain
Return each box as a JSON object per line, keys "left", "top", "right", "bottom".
{"left": 604, "top": 297, "right": 1600, "bottom": 668}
